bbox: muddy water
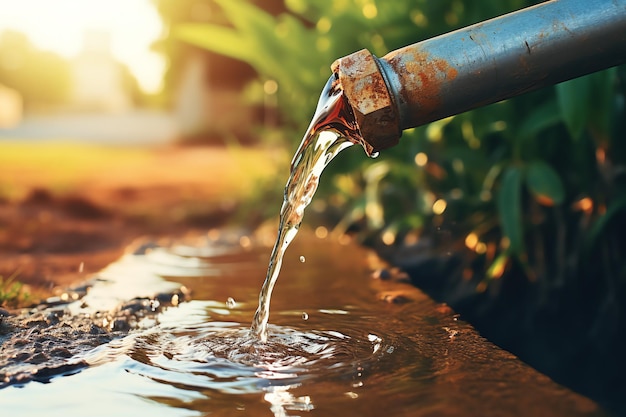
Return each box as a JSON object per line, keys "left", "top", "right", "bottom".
{"left": 1, "top": 231, "right": 604, "bottom": 417}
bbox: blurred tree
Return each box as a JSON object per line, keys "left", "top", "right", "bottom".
{"left": 0, "top": 31, "right": 72, "bottom": 111}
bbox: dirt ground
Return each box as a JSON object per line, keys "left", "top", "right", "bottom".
{"left": 0, "top": 143, "right": 286, "bottom": 386}
{"left": 0, "top": 143, "right": 283, "bottom": 304}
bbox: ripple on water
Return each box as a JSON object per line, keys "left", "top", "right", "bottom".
{"left": 83, "top": 316, "right": 394, "bottom": 398}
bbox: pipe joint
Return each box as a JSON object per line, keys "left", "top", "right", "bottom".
{"left": 331, "top": 49, "right": 401, "bottom": 154}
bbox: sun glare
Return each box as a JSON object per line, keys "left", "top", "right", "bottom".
{"left": 0, "top": 0, "right": 165, "bottom": 93}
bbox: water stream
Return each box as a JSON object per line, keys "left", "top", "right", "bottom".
{"left": 251, "top": 75, "right": 362, "bottom": 342}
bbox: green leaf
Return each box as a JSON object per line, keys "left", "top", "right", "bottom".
{"left": 175, "top": 24, "right": 254, "bottom": 63}
{"left": 497, "top": 166, "right": 524, "bottom": 255}
{"left": 486, "top": 253, "right": 508, "bottom": 279}
{"left": 588, "top": 68, "right": 617, "bottom": 137}
{"left": 586, "top": 193, "right": 626, "bottom": 254}
{"left": 517, "top": 99, "right": 561, "bottom": 141}
{"left": 555, "top": 76, "right": 591, "bottom": 140}
{"left": 525, "top": 160, "right": 565, "bottom": 206}
{"left": 214, "top": 0, "right": 319, "bottom": 86}
{"left": 482, "top": 163, "right": 503, "bottom": 193}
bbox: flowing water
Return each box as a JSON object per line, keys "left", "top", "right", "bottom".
{"left": 251, "top": 75, "right": 362, "bottom": 342}
{"left": 1, "top": 231, "right": 602, "bottom": 417}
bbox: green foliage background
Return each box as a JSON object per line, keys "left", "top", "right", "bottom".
{"left": 175, "top": 0, "right": 626, "bottom": 299}
{"left": 0, "top": 31, "right": 72, "bottom": 110}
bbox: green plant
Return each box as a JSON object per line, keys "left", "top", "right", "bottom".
{"left": 174, "top": 0, "right": 626, "bottom": 298}
{"left": 0, "top": 271, "right": 30, "bottom": 308}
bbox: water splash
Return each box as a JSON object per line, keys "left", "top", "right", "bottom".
{"left": 250, "top": 75, "right": 362, "bottom": 342}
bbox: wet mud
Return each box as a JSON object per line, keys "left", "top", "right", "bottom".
{"left": 0, "top": 275, "right": 188, "bottom": 387}
{"left": 0, "top": 179, "right": 224, "bottom": 388}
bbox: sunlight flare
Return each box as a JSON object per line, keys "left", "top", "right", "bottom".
{"left": 0, "top": 0, "right": 165, "bottom": 93}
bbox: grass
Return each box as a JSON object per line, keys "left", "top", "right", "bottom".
{"left": 0, "top": 271, "right": 30, "bottom": 308}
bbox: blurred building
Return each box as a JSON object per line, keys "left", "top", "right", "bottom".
{"left": 174, "top": 51, "right": 264, "bottom": 143}
{"left": 0, "top": 83, "right": 22, "bottom": 127}
{"left": 71, "top": 30, "right": 131, "bottom": 112}
{"left": 165, "top": 0, "right": 287, "bottom": 144}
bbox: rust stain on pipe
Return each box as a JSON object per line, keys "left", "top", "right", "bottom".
{"left": 385, "top": 46, "right": 458, "bottom": 121}
{"left": 338, "top": 53, "right": 393, "bottom": 118}
{"left": 332, "top": 49, "right": 401, "bottom": 153}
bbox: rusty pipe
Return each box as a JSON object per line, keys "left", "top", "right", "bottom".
{"left": 332, "top": 0, "right": 626, "bottom": 154}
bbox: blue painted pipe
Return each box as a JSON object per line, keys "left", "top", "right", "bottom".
{"left": 332, "top": 0, "right": 626, "bottom": 153}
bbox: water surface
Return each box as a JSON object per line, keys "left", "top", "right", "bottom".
{"left": 1, "top": 230, "right": 605, "bottom": 417}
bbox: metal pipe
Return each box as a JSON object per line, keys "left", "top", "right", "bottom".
{"left": 332, "top": 0, "right": 626, "bottom": 154}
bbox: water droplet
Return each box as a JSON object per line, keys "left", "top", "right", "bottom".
{"left": 370, "top": 151, "right": 379, "bottom": 159}
{"left": 302, "top": 312, "right": 309, "bottom": 320}
{"left": 226, "top": 297, "right": 236, "bottom": 309}
{"left": 299, "top": 255, "right": 306, "bottom": 263}
{"left": 367, "top": 334, "right": 382, "bottom": 343}
{"left": 150, "top": 299, "right": 160, "bottom": 312}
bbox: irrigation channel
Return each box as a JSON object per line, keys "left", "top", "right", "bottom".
{"left": 0, "top": 230, "right": 605, "bottom": 417}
